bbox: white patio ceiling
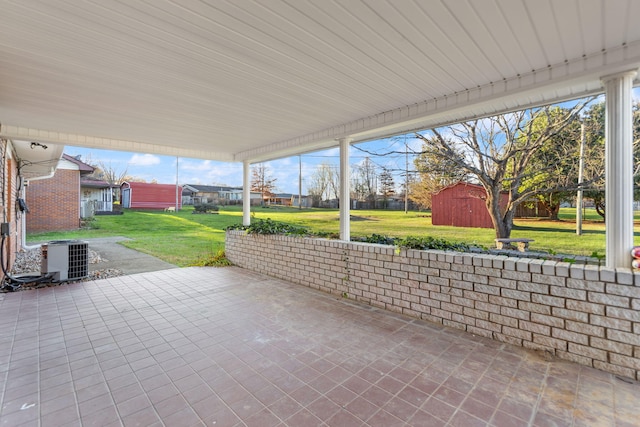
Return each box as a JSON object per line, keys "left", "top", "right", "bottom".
{"left": 1, "top": 0, "right": 639, "bottom": 163}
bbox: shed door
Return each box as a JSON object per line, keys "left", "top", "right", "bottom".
{"left": 122, "top": 188, "right": 131, "bottom": 208}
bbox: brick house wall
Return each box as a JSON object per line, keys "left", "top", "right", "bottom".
{"left": 0, "top": 140, "right": 23, "bottom": 282}
{"left": 227, "top": 231, "right": 640, "bottom": 380}
{"left": 26, "top": 168, "right": 80, "bottom": 233}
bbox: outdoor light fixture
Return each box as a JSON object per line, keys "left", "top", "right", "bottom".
{"left": 29, "top": 142, "right": 47, "bottom": 150}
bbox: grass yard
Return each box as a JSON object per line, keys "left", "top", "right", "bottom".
{"left": 26, "top": 206, "right": 640, "bottom": 266}
{"left": 27, "top": 207, "right": 243, "bottom": 267}
{"left": 248, "top": 206, "right": 622, "bottom": 258}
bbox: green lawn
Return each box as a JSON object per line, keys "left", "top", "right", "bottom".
{"left": 248, "top": 206, "right": 619, "bottom": 257}
{"left": 28, "top": 207, "right": 243, "bottom": 267}
{"left": 26, "top": 206, "right": 640, "bottom": 266}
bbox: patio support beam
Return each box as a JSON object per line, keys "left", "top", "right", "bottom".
{"left": 602, "top": 70, "right": 638, "bottom": 269}
{"left": 339, "top": 138, "right": 352, "bottom": 241}
{"left": 243, "top": 160, "right": 251, "bottom": 226}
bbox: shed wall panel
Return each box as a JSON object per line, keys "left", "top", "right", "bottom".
{"left": 120, "top": 182, "right": 182, "bottom": 209}
{"left": 432, "top": 183, "right": 494, "bottom": 228}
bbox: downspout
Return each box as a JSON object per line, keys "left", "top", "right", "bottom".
{"left": 19, "top": 174, "right": 53, "bottom": 250}
{"left": 7, "top": 140, "right": 64, "bottom": 253}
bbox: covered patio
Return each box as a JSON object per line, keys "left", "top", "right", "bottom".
{"left": 1, "top": 1, "right": 640, "bottom": 425}
{"left": 0, "top": 267, "right": 637, "bottom": 426}
{"left": 1, "top": 2, "right": 639, "bottom": 267}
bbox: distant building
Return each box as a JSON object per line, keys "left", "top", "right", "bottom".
{"left": 80, "top": 177, "right": 118, "bottom": 217}
{"left": 267, "top": 193, "right": 311, "bottom": 207}
{"left": 432, "top": 182, "right": 551, "bottom": 228}
{"left": 431, "top": 182, "right": 498, "bottom": 228}
{"left": 182, "top": 184, "right": 262, "bottom": 205}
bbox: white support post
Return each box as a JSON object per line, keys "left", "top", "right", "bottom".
{"left": 602, "top": 70, "right": 638, "bottom": 269}
{"left": 576, "top": 123, "right": 585, "bottom": 235}
{"left": 339, "top": 138, "right": 352, "bottom": 241}
{"left": 243, "top": 160, "right": 251, "bottom": 226}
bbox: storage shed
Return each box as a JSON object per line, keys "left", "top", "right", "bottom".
{"left": 431, "top": 182, "right": 507, "bottom": 229}
{"left": 121, "top": 182, "right": 182, "bottom": 209}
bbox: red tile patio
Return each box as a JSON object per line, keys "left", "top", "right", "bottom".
{"left": 0, "top": 267, "right": 638, "bottom": 426}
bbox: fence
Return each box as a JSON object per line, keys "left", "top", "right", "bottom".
{"left": 81, "top": 200, "right": 111, "bottom": 218}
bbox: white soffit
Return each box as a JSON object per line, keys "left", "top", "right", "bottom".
{"left": 0, "top": 0, "right": 639, "bottom": 163}
{"left": 11, "top": 139, "right": 64, "bottom": 180}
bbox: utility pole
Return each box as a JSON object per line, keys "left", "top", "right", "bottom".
{"left": 298, "top": 155, "right": 302, "bottom": 210}
{"left": 576, "top": 123, "right": 585, "bottom": 235}
{"left": 175, "top": 156, "right": 180, "bottom": 211}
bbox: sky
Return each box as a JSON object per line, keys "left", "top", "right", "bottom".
{"left": 64, "top": 89, "right": 640, "bottom": 195}
{"left": 64, "top": 135, "right": 423, "bottom": 195}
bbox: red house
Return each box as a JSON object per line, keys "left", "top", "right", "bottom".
{"left": 431, "top": 182, "right": 508, "bottom": 229}
{"left": 121, "top": 182, "right": 182, "bottom": 210}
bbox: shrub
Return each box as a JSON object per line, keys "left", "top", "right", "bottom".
{"left": 193, "top": 204, "right": 219, "bottom": 214}
{"left": 192, "top": 250, "right": 232, "bottom": 267}
{"left": 226, "top": 218, "right": 308, "bottom": 236}
{"left": 80, "top": 217, "right": 99, "bottom": 229}
{"left": 352, "top": 234, "right": 397, "bottom": 245}
{"left": 397, "top": 236, "right": 469, "bottom": 252}
{"left": 226, "top": 222, "right": 468, "bottom": 251}
{"left": 353, "top": 234, "right": 468, "bottom": 251}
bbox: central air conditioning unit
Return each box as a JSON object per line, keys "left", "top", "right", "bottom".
{"left": 41, "top": 240, "right": 89, "bottom": 281}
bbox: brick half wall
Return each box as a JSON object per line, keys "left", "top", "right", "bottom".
{"left": 226, "top": 230, "right": 640, "bottom": 380}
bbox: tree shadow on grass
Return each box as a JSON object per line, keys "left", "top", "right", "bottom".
{"left": 513, "top": 226, "right": 640, "bottom": 237}
{"left": 512, "top": 224, "right": 605, "bottom": 235}
{"left": 351, "top": 215, "right": 377, "bottom": 221}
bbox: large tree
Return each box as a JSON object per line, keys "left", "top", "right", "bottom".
{"left": 352, "top": 157, "right": 378, "bottom": 206}
{"left": 307, "top": 163, "right": 338, "bottom": 207}
{"left": 379, "top": 167, "right": 395, "bottom": 208}
{"left": 94, "top": 161, "right": 129, "bottom": 186}
{"left": 581, "top": 101, "right": 640, "bottom": 220}
{"left": 250, "top": 163, "right": 278, "bottom": 204}
{"left": 416, "top": 101, "right": 589, "bottom": 238}
{"left": 81, "top": 155, "right": 131, "bottom": 185}
{"left": 410, "top": 148, "right": 469, "bottom": 209}
{"left": 83, "top": 158, "right": 135, "bottom": 203}
{"left": 517, "top": 107, "right": 589, "bottom": 220}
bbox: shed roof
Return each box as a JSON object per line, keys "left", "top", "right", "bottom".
{"left": 182, "top": 184, "right": 241, "bottom": 193}
{"left": 80, "top": 178, "right": 116, "bottom": 189}
{"left": 121, "top": 182, "right": 181, "bottom": 190}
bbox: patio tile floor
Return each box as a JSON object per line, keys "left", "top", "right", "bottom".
{"left": 0, "top": 266, "right": 638, "bottom": 426}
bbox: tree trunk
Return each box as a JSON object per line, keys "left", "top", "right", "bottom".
{"left": 485, "top": 187, "right": 512, "bottom": 239}
{"left": 547, "top": 204, "right": 560, "bottom": 220}
{"left": 540, "top": 194, "right": 560, "bottom": 220}
{"left": 595, "top": 201, "right": 606, "bottom": 222}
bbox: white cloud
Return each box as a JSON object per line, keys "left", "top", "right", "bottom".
{"left": 128, "top": 153, "right": 161, "bottom": 166}
{"left": 180, "top": 159, "right": 212, "bottom": 171}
